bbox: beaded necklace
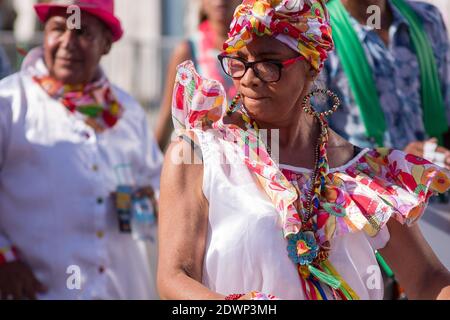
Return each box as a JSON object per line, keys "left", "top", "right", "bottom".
{"left": 227, "top": 92, "right": 326, "bottom": 225}
{"left": 226, "top": 92, "right": 359, "bottom": 300}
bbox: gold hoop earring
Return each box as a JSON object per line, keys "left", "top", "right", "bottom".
{"left": 302, "top": 89, "right": 340, "bottom": 118}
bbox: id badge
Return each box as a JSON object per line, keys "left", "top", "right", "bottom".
{"left": 115, "top": 185, "right": 133, "bottom": 233}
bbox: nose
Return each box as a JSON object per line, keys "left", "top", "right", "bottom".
{"left": 239, "top": 65, "right": 262, "bottom": 88}
{"left": 214, "top": 0, "right": 227, "bottom": 6}
{"left": 59, "top": 29, "right": 78, "bottom": 51}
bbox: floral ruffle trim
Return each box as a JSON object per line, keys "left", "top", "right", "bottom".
{"left": 310, "top": 148, "right": 450, "bottom": 244}
{"left": 172, "top": 60, "right": 225, "bottom": 133}
{"left": 171, "top": 60, "right": 303, "bottom": 236}
{"left": 171, "top": 61, "right": 450, "bottom": 246}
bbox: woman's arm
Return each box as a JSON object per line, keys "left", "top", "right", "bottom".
{"left": 157, "top": 137, "right": 225, "bottom": 300}
{"left": 154, "top": 42, "right": 192, "bottom": 151}
{"left": 379, "top": 219, "right": 450, "bottom": 300}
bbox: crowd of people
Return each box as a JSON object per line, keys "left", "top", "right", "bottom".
{"left": 0, "top": 0, "right": 449, "bottom": 300}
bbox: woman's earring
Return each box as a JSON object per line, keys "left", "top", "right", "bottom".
{"left": 302, "top": 89, "right": 340, "bottom": 119}
{"left": 226, "top": 93, "right": 242, "bottom": 116}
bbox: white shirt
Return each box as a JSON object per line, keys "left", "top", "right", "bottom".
{"left": 0, "top": 48, "right": 163, "bottom": 300}
{"left": 196, "top": 129, "right": 389, "bottom": 300}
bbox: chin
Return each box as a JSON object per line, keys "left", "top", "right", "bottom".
{"left": 245, "top": 109, "right": 280, "bottom": 127}
{"left": 243, "top": 99, "right": 293, "bottom": 127}
{"left": 243, "top": 96, "right": 270, "bottom": 109}
{"left": 53, "top": 70, "right": 84, "bottom": 85}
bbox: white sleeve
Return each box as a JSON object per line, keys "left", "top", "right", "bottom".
{"left": 365, "top": 225, "right": 391, "bottom": 251}
{"left": 112, "top": 85, "right": 164, "bottom": 196}
{"left": 0, "top": 90, "right": 15, "bottom": 254}
{"left": 0, "top": 95, "right": 12, "bottom": 171}
{"left": 137, "top": 109, "right": 164, "bottom": 198}
{"left": 0, "top": 224, "right": 13, "bottom": 250}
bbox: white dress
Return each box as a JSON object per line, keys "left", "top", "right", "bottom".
{"left": 195, "top": 129, "right": 388, "bottom": 300}
{"left": 171, "top": 60, "right": 450, "bottom": 300}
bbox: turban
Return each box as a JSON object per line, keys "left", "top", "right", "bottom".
{"left": 224, "top": 0, "right": 333, "bottom": 71}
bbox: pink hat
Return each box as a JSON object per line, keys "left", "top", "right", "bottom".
{"left": 34, "top": 0, "right": 123, "bottom": 42}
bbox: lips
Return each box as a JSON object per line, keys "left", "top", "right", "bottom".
{"left": 56, "top": 57, "right": 82, "bottom": 63}
{"left": 244, "top": 95, "right": 269, "bottom": 101}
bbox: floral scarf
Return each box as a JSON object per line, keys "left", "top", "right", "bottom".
{"left": 33, "top": 74, "right": 123, "bottom": 131}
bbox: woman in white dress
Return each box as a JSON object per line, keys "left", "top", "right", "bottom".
{"left": 157, "top": 0, "right": 450, "bottom": 300}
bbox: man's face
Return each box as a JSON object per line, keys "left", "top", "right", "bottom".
{"left": 201, "top": 0, "right": 241, "bottom": 24}
{"left": 43, "top": 9, "right": 112, "bottom": 85}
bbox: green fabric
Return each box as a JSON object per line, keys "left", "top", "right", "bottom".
{"left": 77, "top": 105, "right": 104, "bottom": 118}
{"left": 375, "top": 251, "right": 395, "bottom": 278}
{"left": 327, "top": 0, "right": 448, "bottom": 146}
{"left": 308, "top": 264, "right": 342, "bottom": 290}
{"left": 391, "top": 0, "right": 447, "bottom": 144}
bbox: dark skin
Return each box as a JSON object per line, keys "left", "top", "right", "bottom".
{"left": 0, "top": 261, "right": 47, "bottom": 300}
{"left": 0, "top": 10, "right": 115, "bottom": 300}
{"left": 158, "top": 36, "right": 450, "bottom": 300}
{"left": 341, "top": 0, "right": 450, "bottom": 168}
{"left": 43, "top": 9, "right": 113, "bottom": 85}
{"left": 154, "top": 0, "right": 241, "bottom": 150}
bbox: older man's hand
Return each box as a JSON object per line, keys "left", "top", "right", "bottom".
{"left": 0, "top": 261, "right": 47, "bottom": 300}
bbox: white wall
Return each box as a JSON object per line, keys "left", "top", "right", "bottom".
{"left": 101, "top": 0, "right": 163, "bottom": 104}
{"left": 12, "top": 0, "right": 38, "bottom": 42}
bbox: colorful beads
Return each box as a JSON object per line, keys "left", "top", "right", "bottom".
{"left": 227, "top": 93, "right": 260, "bottom": 131}
{"left": 298, "top": 265, "right": 311, "bottom": 278}
{"left": 315, "top": 249, "right": 330, "bottom": 263}
{"left": 226, "top": 93, "right": 242, "bottom": 116}
{"left": 225, "top": 293, "right": 245, "bottom": 300}
{"left": 302, "top": 88, "right": 340, "bottom": 118}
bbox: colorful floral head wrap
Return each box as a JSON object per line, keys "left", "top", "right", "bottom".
{"left": 224, "top": 0, "right": 334, "bottom": 71}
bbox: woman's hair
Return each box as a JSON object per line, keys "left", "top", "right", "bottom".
{"left": 199, "top": 7, "right": 208, "bottom": 23}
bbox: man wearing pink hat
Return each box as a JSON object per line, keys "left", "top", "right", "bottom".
{"left": 0, "top": 0, "right": 163, "bottom": 299}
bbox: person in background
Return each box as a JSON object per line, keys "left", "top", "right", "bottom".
{"left": 154, "top": 0, "right": 241, "bottom": 151}
{"left": 0, "top": 0, "right": 163, "bottom": 300}
{"left": 323, "top": 0, "right": 450, "bottom": 166}
{"left": 0, "top": 0, "right": 15, "bottom": 79}
{"left": 421, "top": 0, "right": 449, "bottom": 32}
{"left": 0, "top": 0, "right": 17, "bottom": 31}
{"left": 0, "top": 45, "right": 11, "bottom": 80}
{"left": 323, "top": 0, "right": 450, "bottom": 299}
